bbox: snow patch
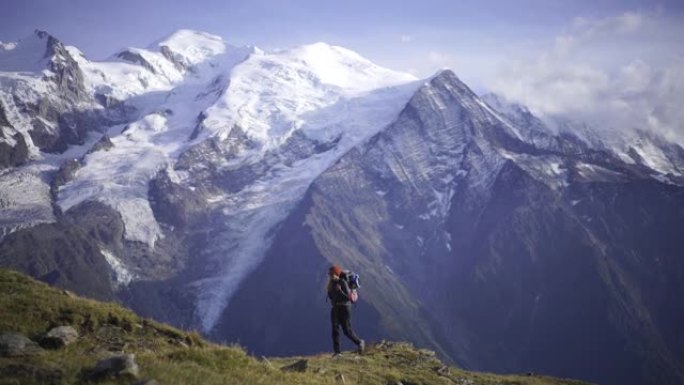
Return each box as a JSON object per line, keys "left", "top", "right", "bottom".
{"left": 101, "top": 249, "right": 135, "bottom": 285}
{"left": 0, "top": 164, "right": 55, "bottom": 238}
{"left": 499, "top": 149, "right": 568, "bottom": 189}
{"left": 444, "top": 231, "right": 452, "bottom": 252}
{"left": 193, "top": 199, "right": 295, "bottom": 332}
{"left": 58, "top": 123, "right": 170, "bottom": 247}
{"left": 575, "top": 162, "right": 626, "bottom": 182}
{"left": 651, "top": 173, "right": 677, "bottom": 185}
{"left": 630, "top": 140, "right": 679, "bottom": 175}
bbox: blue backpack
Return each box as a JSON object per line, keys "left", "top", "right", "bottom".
{"left": 341, "top": 270, "right": 360, "bottom": 303}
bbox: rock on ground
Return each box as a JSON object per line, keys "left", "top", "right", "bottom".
{"left": 280, "top": 359, "right": 308, "bottom": 372}
{"left": 41, "top": 326, "right": 79, "bottom": 348}
{"left": 0, "top": 332, "right": 43, "bottom": 357}
{"left": 91, "top": 353, "right": 140, "bottom": 380}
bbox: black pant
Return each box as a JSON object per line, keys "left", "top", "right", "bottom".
{"left": 331, "top": 304, "right": 361, "bottom": 353}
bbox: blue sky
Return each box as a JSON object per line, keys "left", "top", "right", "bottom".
{"left": 2, "top": 0, "right": 683, "bottom": 140}
{"left": 1, "top": 1, "right": 681, "bottom": 72}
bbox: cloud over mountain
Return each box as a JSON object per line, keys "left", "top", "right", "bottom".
{"left": 488, "top": 10, "right": 684, "bottom": 143}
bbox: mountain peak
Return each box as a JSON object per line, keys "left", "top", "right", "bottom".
{"left": 27, "top": 30, "right": 64, "bottom": 58}
{"left": 0, "top": 30, "right": 65, "bottom": 72}
{"left": 294, "top": 41, "right": 367, "bottom": 62}
{"left": 150, "top": 29, "right": 230, "bottom": 67}
{"left": 281, "top": 41, "right": 417, "bottom": 92}
{"left": 429, "top": 69, "right": 472, "bottom": 90}
{"left": 33, "top": 29, "right": 51, "bottom": 40}
{"left": 199, "top": 37, "right": 419, "bottom": 144}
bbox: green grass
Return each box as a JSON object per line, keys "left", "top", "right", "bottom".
{"left": 0, "top": 268, "right": 591, "bottom": 385}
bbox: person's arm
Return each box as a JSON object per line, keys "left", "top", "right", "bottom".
{"left": 336, "top": 280, "right": 350, "bottom": 301}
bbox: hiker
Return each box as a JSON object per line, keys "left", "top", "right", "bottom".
{"left": 326, "top": 265, "right": 365, "bottom": 356}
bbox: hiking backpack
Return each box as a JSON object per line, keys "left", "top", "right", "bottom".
{"left": 341, "top": 270, "right": 360, "bottom": 303}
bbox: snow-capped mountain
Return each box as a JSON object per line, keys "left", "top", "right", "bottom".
{"left": 2, "top": 30, "right": 684, "bottom": 385}
{"left": 1, "top": 29, "right": 422, "bottom": 326}
{"left": 482, "top": 93, "right": 684, "bottom": 180}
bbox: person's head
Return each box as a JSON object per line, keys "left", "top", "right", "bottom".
{"left": 326, "top": 265, "right": 342, "bottom": 292}
{"left": 329, "top": 265, "right": 342, "bottom": 278}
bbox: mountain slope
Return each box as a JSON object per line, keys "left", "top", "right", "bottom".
{"left": 0, "top": 268, "right": 588, "bottom": 385}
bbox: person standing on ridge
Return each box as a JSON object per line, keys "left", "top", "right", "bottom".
{"left": 327, "top": 265, "right": 365, "bottom": 356}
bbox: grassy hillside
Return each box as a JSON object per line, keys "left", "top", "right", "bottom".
{"left": 0, "top": 268, "right": 590, "bottom": 385}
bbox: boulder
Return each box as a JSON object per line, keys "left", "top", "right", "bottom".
{"left": 0, "top": 332, "right": 43, "bottom": 357}
{"left": 41, "top": 326, "right": 79, "bottom": 348}
{"left": 280, "top": 359, "right": 308, "bottom": 372}
{"left": 91, "top": 353, "right": 139, "bottom": 380}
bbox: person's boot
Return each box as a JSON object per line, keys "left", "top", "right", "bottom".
{"left": 357, "top": 340, "right": 365, "bottom": 354}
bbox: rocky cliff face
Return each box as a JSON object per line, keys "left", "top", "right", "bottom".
{"left": 1, "top": 30, "right": 683, "bottom": 385}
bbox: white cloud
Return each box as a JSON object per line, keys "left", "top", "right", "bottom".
{"left": 487, "top": 10, "right": 684, "bottom": 144}
{"left": 401, "top": 35, "right": 413, "bottom": 43}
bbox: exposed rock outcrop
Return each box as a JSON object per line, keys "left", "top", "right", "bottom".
{"left": 0, "top": 133, "right": 28, "bottom": 169}
{"left": 116, "top": 50, "right": 157, "bottom": 74}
